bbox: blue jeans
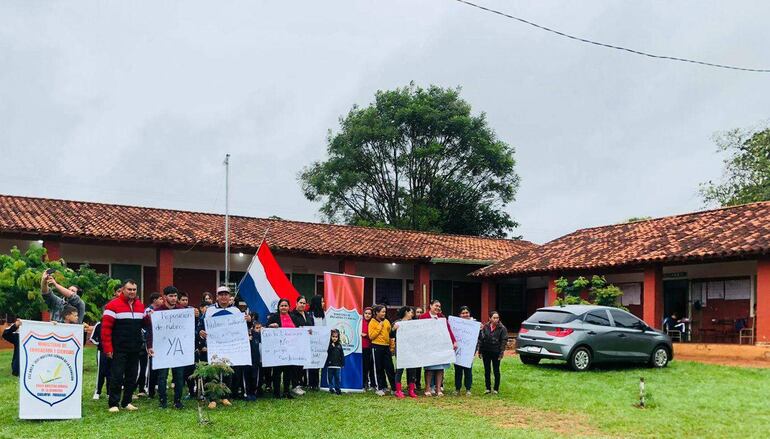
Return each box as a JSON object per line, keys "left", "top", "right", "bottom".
{"left": 327, "top": 368, "right": 341, "bottom": 393}
{"left": 156, "top": 366, "right": 185, "bottom": 405}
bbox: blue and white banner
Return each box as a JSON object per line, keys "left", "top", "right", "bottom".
{"left": 18, "top": 320, "right": 83, "bottom": 419}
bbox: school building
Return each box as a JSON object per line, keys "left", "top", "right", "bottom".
{"left": 2, "top": 194, "right": 770, "bottom": 345}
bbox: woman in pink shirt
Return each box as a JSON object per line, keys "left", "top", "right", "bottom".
{"left": 361, "top": 307, "right": 376, "bottom": 390}
{"left": 419, "top": 300, "right": 456, "bottom": 397}
{"left": 267, "top": 298, "right": 298, "bottom": 399}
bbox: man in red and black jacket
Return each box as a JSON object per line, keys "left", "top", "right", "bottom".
{"left": 101, "top": 279, "right": 145, "bottom": 412}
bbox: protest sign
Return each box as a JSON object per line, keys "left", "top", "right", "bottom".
{"left": 304, "top": 326, "right": 332, "bottom": 369}
{"left": 448, "top": 316, "right": 481, "bottom": 368}
{"left": 150, "top": 308, "right": 195, "bottom": 370}
{"left": 204, "top": 313, "right": 251, "bottom": 366}
{"left": 395, "top": 318, "right": 455, "bottom": 369}
{"left": 261, "top": 328, "right": 311, "bottom": 367}
{"left": 18, "top": 320, "right": 83, "bottom": 419}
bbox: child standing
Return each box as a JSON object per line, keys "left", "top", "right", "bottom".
{"left": 325, "top": 329, "right": 344, "bottom": 395}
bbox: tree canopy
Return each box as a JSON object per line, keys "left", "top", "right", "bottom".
{"left": 299, "top": 83, "right": 520, "bottom": 238}
{"left": 700, "top": 126, "right": 770, "bottom": 207}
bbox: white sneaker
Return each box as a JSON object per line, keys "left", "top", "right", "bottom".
{"left": 484, "top": 389, "right": 491, "bottom": 394}
{"left": 292, "top": 387, "right": 305, "bottom": 396}
{"left": 492, "top": 390, "right": 498, "bottom": 395}
{"left": 108, "top": 406, "right": 119, "bottom": 413}
{"left": 124, "top": 404, "right": 139, "bottom": 411}
{"left": 375, "top": 390, "right": 385, "bottom": 396}
{"left": 466, "top": 391, "right": 472, "bottom": 396}
{"left": 93, "top": 393, "right": 100, "bottom": 400}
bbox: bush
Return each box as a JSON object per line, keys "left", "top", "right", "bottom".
{"left": 0, "top": 246, "right": 121, "bottom": 321}
{"left": 553, "top": 275, "right": 625, "bottom": 309}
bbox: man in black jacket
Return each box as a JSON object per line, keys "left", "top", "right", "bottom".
{"left": 2, "top": 319, "right": 21, "bottom": 377}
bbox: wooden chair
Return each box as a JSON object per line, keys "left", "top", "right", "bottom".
{"left": 739, "top": 317, "right": 755, "bottom": 345}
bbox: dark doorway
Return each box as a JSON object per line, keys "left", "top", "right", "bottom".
{"left": 497, "top": 283, "right": 525, "bottom": 329}
{"left": 664, "top": 280, "right": 689, "bottom": 321}
{"left": 452, "top": 281, "right": 481, "bottom": 320}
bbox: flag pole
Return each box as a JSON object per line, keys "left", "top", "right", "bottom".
{"left": 224, "top": 153, "right": 231, "bottom": 287}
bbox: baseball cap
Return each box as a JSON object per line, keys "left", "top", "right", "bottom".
{"left": 216, "top": 286, "right": 232, "bottom": 295}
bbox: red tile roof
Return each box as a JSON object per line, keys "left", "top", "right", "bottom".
{"left": 0, "top": 194, "right": 536, "bottom": 263}
{"left": 474, "top": 201, "right": 770, "bottom": 277}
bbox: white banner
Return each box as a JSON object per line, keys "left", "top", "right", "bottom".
{"left": 396, "top": 318, "right": 455, "bottom": 369}
{"left": 150, "top": 308, "right": 195, "bottom": 370}
{"left": 261, "top": 328, "right": 312, "bottom": 367}
{"left": 448, "top": 316, "right": 481, "bottom": 369}
{"left": 304, "top": 326, "right": 332, "bottom": 369}
{"left": 18, "top": 320, "right": 83, "bottom": 419}
{"left": 204, "top": 313, "right": 251, "bottom": 366}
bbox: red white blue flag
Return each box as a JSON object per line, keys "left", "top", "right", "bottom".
{"left": 238, "top": 240, "right": 301, "bottom": 324}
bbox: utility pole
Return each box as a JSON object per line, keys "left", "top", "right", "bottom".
{"left": 224, "top": 153, "right": 230, "bottom": 287}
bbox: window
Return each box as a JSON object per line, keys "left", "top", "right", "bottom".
{"left": 584, "top": 310, "right": 611, "bottom": 326}
{"left": 692, "top": 277, "right": 751, "bottom": 302}
{"left": 610, "top": 309, "right": 643, "bottom": 329}
{"left": 375, "top": 278, "right": 403, "bottom": 307}
{"left": 618, "top": 283, "right": 642, "bottom": 306}
{"left": 527, "top": 310, "right": 577, "bottom": 324}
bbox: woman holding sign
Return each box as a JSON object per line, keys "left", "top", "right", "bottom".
{"left": 478, "top": 311, "right": 508, "bottom": 394}
{"left": 453, "top": 306, "right": 476, "bottom": 396}
{"left": 391, "top": 306, "right": 418, "bottom": 399}
{"left": 266, "top": 298, "right": 298, "bottom": 399}
{"left": 419, "top": 300, "right": 456, "bottom": 397}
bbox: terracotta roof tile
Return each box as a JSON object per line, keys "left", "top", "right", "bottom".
{"left": 0, "top": 194, "right": 536, "bottom": 262}
{"left": 474, "top": 201, "right": 770, "bottom": 277}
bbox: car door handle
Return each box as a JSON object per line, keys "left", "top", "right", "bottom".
{"left": 587, "top": 331, "right": 597, "bottom": 335}
{"left": 617, "top": 333, "right": 627, "bottom": 338}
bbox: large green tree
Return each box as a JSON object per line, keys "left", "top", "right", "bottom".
{"left": 700, "top": 126, "right": 770, "bottom": 206}
{"left": 299, "top": 83, "right": 520, "bottom": 237}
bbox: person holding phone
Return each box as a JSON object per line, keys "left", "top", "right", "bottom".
{"left": 40, "top": 270, "right": 86, "bottom": 323}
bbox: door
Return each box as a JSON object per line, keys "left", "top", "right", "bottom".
{"left": 608, "top": 309, "right": 656, "bottom": 361}
{"left": 291, "top": 273, "right": 316, "bottom": 302}
{"left": 664, "top": 280, "right": 689, "bottom": 322}
{"left": 582, "top": 309, "right": 615, "bottom": 361}
{"left": 452, "top": 281, "right": 481, "bottom": 320}
{"left": 497, "top": 283, "right": 525, "bottom": 329}
{"left": 431, "top": 280, "right": 453, "bottom": 314}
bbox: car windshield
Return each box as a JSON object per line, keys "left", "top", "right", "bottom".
{"left": 527, "top": 310, "right": 577, "bottom": 324}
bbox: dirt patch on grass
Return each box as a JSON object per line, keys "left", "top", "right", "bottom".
{"left": 417, "top": 397, "right": 605, "bottom": 437}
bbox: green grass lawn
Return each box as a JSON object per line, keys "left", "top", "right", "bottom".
{"left": 1, "top": 347, "right": 769, "bottom": 438}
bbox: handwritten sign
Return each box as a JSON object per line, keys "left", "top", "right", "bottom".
{"left": 395, "top": 318, "right": 455, "bottom": 369}
{"left": 18, "top": 320, "right": 83, "bottom": 419}
{"left": 304, "top": 326, "right": 332, "bottom": 369}
{"left": 261, "top": 328, "right": 311, "bottom": 367}
{"left": 448, "top": 316, "right": 481, "bottom": 368}
{"left": 150, "top": 308, "right": 195, "bottom": 370}
{"left": 204, "top": 313, "right": 251, "bottom": 366}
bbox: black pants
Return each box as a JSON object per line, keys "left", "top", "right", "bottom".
{"left": 156, "top": 367, "right": 185, "bottom": 405}
{"left": 261, "top": 367, "right": 272, "bottom": 390}
{"left": 395, "top": 367, "right": 418, "bottom": 385}
{"left": 184, "top": 364, "right": 196, "bottom": 397}
{"left": 414, "top": 367, "right": 422, "bottom": 390}
{"left": 481, "top": 351, "right": 501, "bottom": 391}
{"left": 109, "top": 350, "right": 140, "bottom": 408}
{"left": 362, "top": 347, "right": 376, "bottom": 388}
{"left": 231, "top": 365, "right": 250, "bottom": 399}
{"left": 307, "top": 368, "right": 320, "bottom": 389}
{"left": 292, "top": 366, "right": 305, "bottom": 388}
{"left": 136, "top": 350, "right": 148, "bottom": 392}
{"left": 272, "top": 366, "right": 292, "bottom": 397}
{"left": 372, "top": 344, "right": 395, "bottom": 391}
{"left": 95, "top": 350, "right": 111, "bottom": 395}
{"left": 454, "top": 364, "right": 473, "bottom": 391}
{"left": 248, "top": 364, "right": 262, "bottom": 396}
{"left": 146, "top": 358, "right": 159, "bottom": 397}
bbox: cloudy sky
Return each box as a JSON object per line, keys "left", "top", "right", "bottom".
{"left": 2, "top": 1, "right": 768, "bottom": 244}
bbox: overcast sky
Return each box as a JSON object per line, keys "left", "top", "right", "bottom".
{"left": 2, "top": 1, "right": 768, "bottom": 244}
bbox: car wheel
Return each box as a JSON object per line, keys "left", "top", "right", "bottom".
{"left": 649, "top": 345, "right": 670, "bottom": 368}
{"left": 519, "top": 355, "right": 541, "bottom": 365}
{"left": 569, "top": 346, "right": 592, "bottom": 371}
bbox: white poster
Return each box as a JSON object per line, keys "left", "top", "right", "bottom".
{"left": 261, "top": 328, "right": 312, "bottom": 367}
{"left": 304, "top": 326, "right": 332, "bottom": 369}
{"left": 448, "top": 316, "right": 481, "bottom": 369}
{"left": 150, "top": 308, "right": 195, "bottom": 370}
{"left": 18, "top": 320, "right": 83, "bottom": 419}
{"left": 396, "top": 318, "right": 455, "bottom": 369}
{"left": 204, "top": 313, "right": 251, "bottom": 366}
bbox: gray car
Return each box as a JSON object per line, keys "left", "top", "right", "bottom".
{"left": 515, "top": 305, "right": 673, "bottom": 371}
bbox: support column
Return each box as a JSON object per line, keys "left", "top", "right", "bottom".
{"left": 339, "top": 259, "right": 356, "bottom": 275}
{"left": 43, "top": 240, "right": 61, "bottom": 262}
{"left": 643, "top": 265, "right": 664, "bottom": 328}
{"left": 480, "top": 279, "right": 496, "bottom": 323}
{"left": 156, "top": 247, "right": 174, "bottom": 292}
{"left": 546, "top": 274, "right": 558, "bottom": 306}
{"left": 413, "top": 263, "right": 431, "bottom": 309}
{"left": 756, "top": 258, "right": 770, "bottom": 344}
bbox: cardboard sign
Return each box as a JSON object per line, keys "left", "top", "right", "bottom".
{"left": 150, "top": 308, "right": 195, "bottom": 370}
{"left": 18, "top": 320, "right": 83, "bottom": 419}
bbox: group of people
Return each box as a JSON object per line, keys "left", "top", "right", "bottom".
{"left": 3, "top": 271, "right": 511, "bottom": 414}
{"left": 362, "top": 299, "right": 509, "bottom": 398}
